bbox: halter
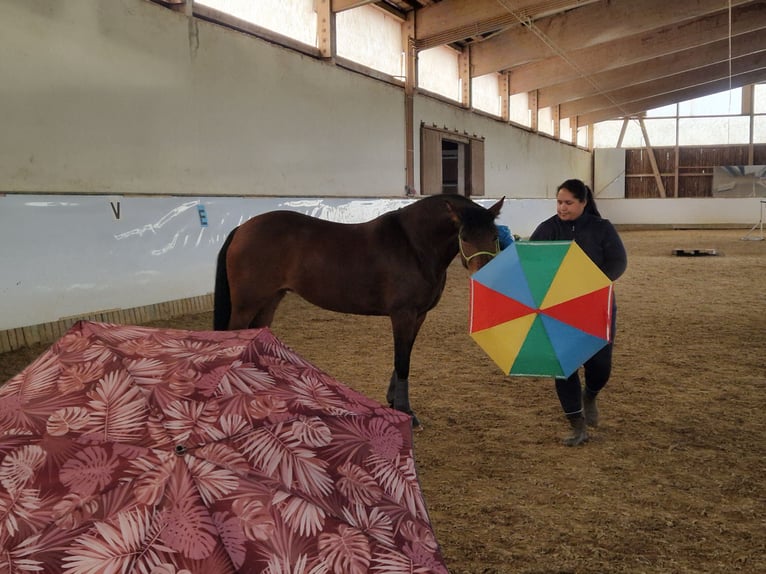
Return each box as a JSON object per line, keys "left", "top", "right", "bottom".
{"left": 458, "top": 226, "right": 501, "bottom": 264}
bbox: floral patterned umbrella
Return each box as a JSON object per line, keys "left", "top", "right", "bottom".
{"left": 0, "top": 321, "right": 447, "bottom": 573}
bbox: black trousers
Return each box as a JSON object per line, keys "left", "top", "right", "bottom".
{"left": 555, "top": 306, "right": 616, "bottom": 416}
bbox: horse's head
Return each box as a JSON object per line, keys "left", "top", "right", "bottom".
{"left": 448, "top": 196, "right": 505, "bottom": 274}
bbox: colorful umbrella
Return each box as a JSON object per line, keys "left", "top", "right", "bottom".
{"left": 0, "top": 321, "right": 447, "bottom": 573}
{"left": 469, "top": 240, "right": 613, "bottom": 378}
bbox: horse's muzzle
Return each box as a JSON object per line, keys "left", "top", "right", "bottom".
{"left": 464, "top": 253, "right": 496, "bottom": 274}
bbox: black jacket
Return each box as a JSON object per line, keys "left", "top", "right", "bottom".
{"left": 529, "top": 213, "right": 627, "bottom": 281}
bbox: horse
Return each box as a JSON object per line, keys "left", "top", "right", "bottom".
{"left": 213, "top": 194, "right": 505, "bottom": 428}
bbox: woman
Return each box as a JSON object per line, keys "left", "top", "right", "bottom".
{"left": 529, "top": 179, "right": 627, "bottom": 446}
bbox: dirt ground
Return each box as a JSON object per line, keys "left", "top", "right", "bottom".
{"left": 2, "top": 229, "right": 764, "bottom": 573}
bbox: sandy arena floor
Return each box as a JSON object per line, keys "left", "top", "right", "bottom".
{"left": 2, "top": 229, "right": 764, "bottom": 573}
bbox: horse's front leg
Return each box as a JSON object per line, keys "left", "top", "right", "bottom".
{"left": 388, "top": 311, "right": 426, "bottom": 429}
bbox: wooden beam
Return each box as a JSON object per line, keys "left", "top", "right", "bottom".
{"left": 416, "top": 0, "right": 578, "bottom": 39}
{"left": 403, "top": 12, "right": 416, "bottom": 194}
{"left": 577, "top": 68, "right": 766, "bottom": 125}
{"left": 317, "top": 0, "right": 335, "bottom": 59}
{"left": 500, "top": 72, "right": 510, "bottom": 122}
{"left": 638, "top": 118, "right": 666, "bottom": 198}
{"left": 743, "top": 83, "right": 755, "bottom": 164}
{"left": 474, "top": 0, "right": 754, "bottom": 77}
{"left": 674, "top": 124, "right": 680, "bottom": 198}
{"left": 331, "top": 0, "right": 376, "bottom": 12}
{"left": 459, "top": 48, "right": 470, "bottom": 108}
{"left": 416, "top": 0, "right": 511, "bottom": 46}
{"left": 616, "top": 118, "right": 629, "bottom": 148}
{"left": 538, "top": 29, "right": 766, "bottom": 108}
{"left": 560, "top": 51, "right": 766, "bottom": 118}
{"left": 508, "top": 3, "right": 766, "bottom": 92}
{"left": 415, "top": 0, "right": 599, "bottom": 51}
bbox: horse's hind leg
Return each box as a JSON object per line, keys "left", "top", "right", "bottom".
{"left": 229, "top": 291, "right": 286, "bottom": 330}
{"left": 251, "top": 292, "right": 287, "bottom": 328}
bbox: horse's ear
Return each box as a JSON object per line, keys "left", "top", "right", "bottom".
{"left": 489, "top": 196, "right": 505, "bottom": 217}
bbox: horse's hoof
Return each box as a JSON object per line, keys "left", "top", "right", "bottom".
{"left": 411, "top": 414, "right": 423, "bottom": 431}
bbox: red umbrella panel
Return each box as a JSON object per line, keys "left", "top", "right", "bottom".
{"left": 0, "top": 321, "right": 448, "bottom": 574}
{"left": 470, "top": 240, "right": 613, "bottom": 378}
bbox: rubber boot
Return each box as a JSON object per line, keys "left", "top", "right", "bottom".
{"left": 582, "top": 388, "right": 599, "bottom": 428}
{"left": 563, "top": 414, "right": 589, "bottom": 446}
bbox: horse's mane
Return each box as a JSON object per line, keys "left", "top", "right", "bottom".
{"left": 411, "top": 194, "right": 498, "bottom": 227}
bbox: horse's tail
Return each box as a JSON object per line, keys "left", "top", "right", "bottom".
{"left": 213, "top": 227, "right": 238, "bottom": 330}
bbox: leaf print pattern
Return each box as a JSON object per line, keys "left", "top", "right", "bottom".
{"left": 217, "top": 361, "right": 276, "bottom": 395}
{"left": 1, "top": 487, "right": 46, "bottom": 539}
{"left": 212, "top": 510, "right": 248, "bottom": 569}
{"left": 231, "top": 497, "right": 275, "bottom": 542}
{"left": 273, "top": 490, "right": 327, "bottom": 537}
{"left": 341, "top": 505, "right": 396, "bottom": 550}
{"left": 367, "top": 453, "right": 428, "bottom": 519}
{"left": 291, "top": 417, "right": 333, "bottom": 448}
{"left": 160, "top": 463, "right": 219, "bottom": 560}
{"left": 337, "top": 462, "right": 384, "bottom": 506}
{"left": 86, "top": 369, "right": 149, "bottom": 443}
{"left": 240, "top": 424, "right": 335, "bottom": 498}
{"left": 60, "top": 446, "right": 120, "bottom": 496}
{"left": 62, "top": 507, "right": 175, "bottom": 573}
{"left": 58, "top": 361, "right": 105, "bottom": 394}
{"left": 318, "top": 524, "right": 372, "bottom": 574}
{"left": 0, "top": 444, "right": 46, "bottom": 495}
{"left": 185, "top": 457, "right": 240, "bottom": 505}
{"left": 0, "top": 321, "right": 448, "bottom": 573}
{"left": 163, "top": 399, "right": 221, "bottom": 445}
{"left": 46, "top": 406, "right": 91, "bottom": 436}
{"left": 52, "top": 493, "right": 100, "bottom": 529}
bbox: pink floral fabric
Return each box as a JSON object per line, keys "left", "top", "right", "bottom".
{"left": 0, "top": 321, "right": 448, "bottom": 573}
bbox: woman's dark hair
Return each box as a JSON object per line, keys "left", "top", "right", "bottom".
{"left": 557, "top": 178, "right": 601, "bottom": 217}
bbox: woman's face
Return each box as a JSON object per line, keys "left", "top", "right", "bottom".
{"left": 556, "top": 187, "right": 586, "bottom": 221}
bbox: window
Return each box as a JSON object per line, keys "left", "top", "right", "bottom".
{"left": 646, "top": 103, "right": 677, "bottom": 118}
{"left": 472, "top": 74, "right": 502, "bottom": 117}
{"left": 678, "top": 89, "right": 742, "bottom": 116}
{"left": 593, "top": 86, "right": 763, "bottom": 147}
{"left": 195, "top": 0, "right": 316, "bottom": 47}
{"left": 418, "top": 46, "right": 461, "bottom": 103}
{"left": 537, "top": 107, "right": 555, "bottom": 136}
{"left": 678, "top": 116, "right": 750, "bottom": 145}
{"left": 508, "top": 92, "right": 531, "bottom": 128}
{"left": 336, "top": 5, "right": 403, "bottom": 78}
{"left": 754, "top": 84, "right": 766, "bottom": 114}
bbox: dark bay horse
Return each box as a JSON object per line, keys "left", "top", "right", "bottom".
{"left": 214, "top": 194, "right": 505, "bottom": 427}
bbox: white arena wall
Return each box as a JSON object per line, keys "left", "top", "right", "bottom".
{"left": 0, "top": 194, "right": 758, "bottom": 343}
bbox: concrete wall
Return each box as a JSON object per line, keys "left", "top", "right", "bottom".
{"left": 0, "top": 0, "right": 590, "bottom": 199}
{"left": 0, "top": 0, "right": 405, "bottom": 197}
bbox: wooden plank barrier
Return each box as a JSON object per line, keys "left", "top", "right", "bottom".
{"left": 0, "top": 294, "right": 214, "bottom": 354}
